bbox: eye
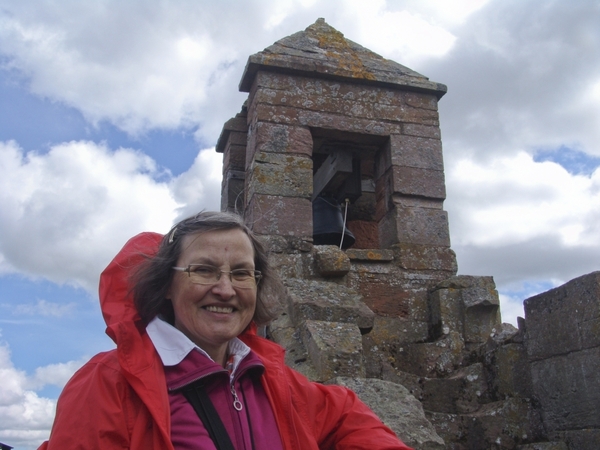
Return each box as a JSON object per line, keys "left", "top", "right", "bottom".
{"left": 231, "top": 269, "right": 254, "bottom": 280}
{"left": 190, "top": 265, "right": 218, "bottom": 275}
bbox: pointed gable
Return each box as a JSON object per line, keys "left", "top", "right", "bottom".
{"left": 240, "top": 18, "right": 446, "bottom": 98}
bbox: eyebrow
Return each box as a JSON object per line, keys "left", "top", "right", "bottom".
{"left": 186, "top": 258, "right": 255, "bottom": 270}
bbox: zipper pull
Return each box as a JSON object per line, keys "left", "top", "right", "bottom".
{"left": 231, "top": 383, "right": 243, "bottom": 411}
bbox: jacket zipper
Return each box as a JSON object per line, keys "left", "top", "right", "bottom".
{"left": 231, "top": 382, "right": 243, "bottom": 411}
{"left": 229, "top": 359, "right": 263, "bottom": 411}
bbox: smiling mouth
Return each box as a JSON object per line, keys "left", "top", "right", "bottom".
{"left": 204, "top": 305, "right": 234, "bottom": 314}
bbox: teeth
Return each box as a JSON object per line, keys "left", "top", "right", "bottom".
{"left": 205, "top": 305, "right": 233, "bottom": 313}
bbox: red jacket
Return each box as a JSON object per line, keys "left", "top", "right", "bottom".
{"left": 39, "top": 232, "right": 412, "bottom": 450}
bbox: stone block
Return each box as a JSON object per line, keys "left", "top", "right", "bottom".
{"left": 220, "top": 170, "right": 244, "bottom": 213}
{"left": 330, "top": 377, "right": 445, "bottom": 450}
{"left": 393, "top": 243, "right": 457, "bottom": 272}
{"left": 379, "top": 206, "right": 451, "bottom": 247}
{"left": 430, "top": 286, "right": 463, "bottom": 337}
{"left": 216, "top": 114, "right": 247, "bottom": 153}
{"left": 524, "top": 271, "right": 600, "bottom": 360}
{"left": 246, "top": 151, "right": 312, "bottom": 199}
{"left": 425, "top": 412, "right": 465, "bottom": 448}
{"left": 246, "top": 194, "right": 312, "bottom": 238}
{"left": 362, "top": 317, "right": 430, "bottom": 380}
{"left": 285, "top": 279, "right": 375, "bottom": 330}
{"left": 259, "top": 235, "right": 313, "bottom": 254}
{"left": 462, "top": 398, "right": 543, "bottom": 449}
{"left": 349, "top": 270, "right": 435, "bottom": 321}
{"left": 246, "top": 122, "right": 312, "bottom": 168}
{"left": 380, "top": 364, "right": 423, "bottom": 399}
{"left": 222, "top": 142, "right": 246, "bottom": 172}
{"left": 302, "top": 320, "right": 364, "bottom": 381}
{"left": 224, "top": 129, "right": 248, "bottom": 147}
{"left": 392, "top": 332, "right": 464, "bottom": 377}
{"left": 485, "top": 343, "right": 532, "bottom": 399}
{"left": 252, "top": 73, "right": 408, "bottom": 107}
{"left": 268, "top": 311, "right": 319, "bottom": 381}
{"left": 355, "top": 276, "right": 410, "bottom": 318}
{"left": 405, "top": 92, "right": 439, "bottom": 110}
{"left": 368, "top": 315, "right": 430, "bottom": 348}
{"left": 430, "top": 276, "right": 501, "bottom": 344}
{"left": 530, "top": 346, "right": 600, "bottom": 432}
{"left": 422, "top": 363, "right": 488, "bottom": 414}
{"left": 250, "top": 102, "right": 407, "bottom": 135}
{"left": 389, "top": 165, "right": 446, "bottom": 200}
{"left": 314, "top": 245, "right": 350, "bottom": 277}
{"left": 464, "top": 304, "right": 502, "bottom": 345}
{"left": 434, "top": 275, "right": 500, "bottom": 309}
{"left": 269, "top": 252, "right": 310, "bottom": 279}
{"left": 250, "top": 74, "right": 441, "bottom": 125}
{"left": 389, "top": 134, "right": 444, "bottom": 171}
{"left": 552, "top": 429, "right": 600, "bottom": 450}
{"left": 402, "top": 123, "right": 441, "bottom": 139}
{"left": 249, "top": 121, "right": 313, "bottom": 154}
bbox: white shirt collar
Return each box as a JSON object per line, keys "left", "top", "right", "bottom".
{"left": 146, "top": 316, "right": 251, "bottom": 378}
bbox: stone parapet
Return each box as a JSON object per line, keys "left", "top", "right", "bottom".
{"left": 524, "top": 271, "right": 600, "bottom": 360}
{"left": 522, "top": 271, "right": 600, "bottom": 448}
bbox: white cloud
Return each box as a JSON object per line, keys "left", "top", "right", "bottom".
{"left": 171, "top": 147, "right": 223, "bottom": 221}
{"left": 421, "top": 0, "right": 600, "bottom": 162}
{"left": 445, "top": 154, "right": 600, "bottom": 320}
{"left": 0, "top": 0, "right": 487, "bottom": 145}
{"left": 447, "top": 152, "right": 600, "bottom": 248}
{"left": 498, "top": 292, "right": 526, "bottom": 326}
{"left": 0, "top": 342, "right": 57, "bottom": 449}
{"left": 10, "top": 299, "right": 76, "bottom": 318}
{"left": 25, "top": 357, "right": 89, "bottom": 391}
{"left": 336, "top": 0, "right": 457, "bottom": 67}
{"left": 0, "top": 0, "right": 245, "bottom": 140}
{"left": 0, "top": 139, "right": 222, "bottom": 292}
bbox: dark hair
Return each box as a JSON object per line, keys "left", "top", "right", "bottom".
{"left": 131, "top": 211, "right": 284, "bottom": 326}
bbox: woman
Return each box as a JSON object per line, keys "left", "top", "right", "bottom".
{"left": 39, "top": 211, "right": 412, "bottom": 449}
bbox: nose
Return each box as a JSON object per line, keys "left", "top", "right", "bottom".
{"left": 211, "top": 272, "right": 236, "bottom": 298}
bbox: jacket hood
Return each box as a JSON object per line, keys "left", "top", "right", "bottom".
{"left": 99, "top": 231, "right": 163, "bottom": 343}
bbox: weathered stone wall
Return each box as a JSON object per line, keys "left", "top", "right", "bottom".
{"left": 524, "top": 271, "right": 600, "bottom": 449}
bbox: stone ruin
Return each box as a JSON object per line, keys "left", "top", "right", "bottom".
{"left": 215, "top": 19, "right": 600, "bottom": 449}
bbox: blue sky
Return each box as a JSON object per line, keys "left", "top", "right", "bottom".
{"left": 0, "top": 77, "right": 201, "bottom": 175}
{"left": 1, "top": 0, "right": 599, "bottom": 448}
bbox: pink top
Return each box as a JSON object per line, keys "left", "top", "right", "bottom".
{"left": 148, "top": 318, "right": 284, "bottom": 449}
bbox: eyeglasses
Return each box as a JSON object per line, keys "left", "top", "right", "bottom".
{"left": 172, "top": 264, "right": 261, "bottom": 289}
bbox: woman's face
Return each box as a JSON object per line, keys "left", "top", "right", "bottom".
{"left": 168, "top": 228, "right": 257, "bottom": 364}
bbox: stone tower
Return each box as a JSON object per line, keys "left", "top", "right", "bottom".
{"left": 214, "top": 19, "right": 596, "bottom": 449}
{"left": 217, "top": 17, "right": 460, "bottom": 323}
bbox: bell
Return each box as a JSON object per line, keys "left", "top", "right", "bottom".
{"left": 312, "top": 196, "right": 355, "bottom": 249}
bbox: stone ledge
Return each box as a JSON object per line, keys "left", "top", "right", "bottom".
{"left": 346, "top": 248, "right": 394, "bottom": 261}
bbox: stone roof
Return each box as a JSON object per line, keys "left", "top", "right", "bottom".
{"left": 239, "top": 18, "right": 447, "bottom": 98}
